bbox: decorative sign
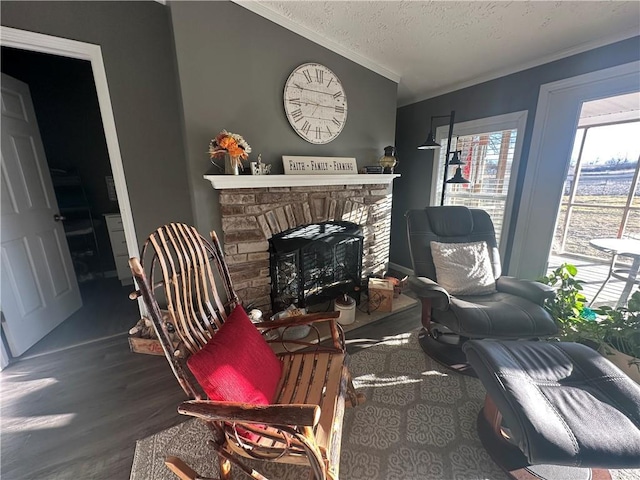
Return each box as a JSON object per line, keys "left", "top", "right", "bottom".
{"left": 282, "top": 156, "right": 358, "bottom": 175}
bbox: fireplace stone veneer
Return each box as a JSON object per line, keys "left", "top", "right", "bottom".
{"left": 205, "top": 174, "right": 399, "bottom": 315}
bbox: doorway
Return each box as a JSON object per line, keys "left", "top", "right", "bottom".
{"left": 509, "top": 61, "right": 640, "bottom": 280}
{"left": 548, "top": 92, "right": 640, "bottom": 306}
{"left": 0, "top": 28, "right": 140, "bottom": 364}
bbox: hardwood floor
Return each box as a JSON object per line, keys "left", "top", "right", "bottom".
{"left": 0, "top": 299, "right": 421, "bottom": 479}
{"left": 18, "top": 277, "right": 139, "bottom": 359}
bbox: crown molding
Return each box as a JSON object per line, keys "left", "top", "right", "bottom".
{"left": 399, "top": 28, "right": 640, "bottom": 107}
{"left": 233, "top": 0, "right": 401, "bottom": 84}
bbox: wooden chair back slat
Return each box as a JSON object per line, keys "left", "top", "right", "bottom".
{"left": 177, "top": 224, "right": 221, "bottom": 336}
{"left": 150, "top": 230, "right": 202, "bottom": 354}
{"left": 162, "top": 225, "right": 210, "bottom": 348}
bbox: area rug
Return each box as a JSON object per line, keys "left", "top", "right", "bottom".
{"left": 131, "top": 330, "right": 640, "bottom": 480}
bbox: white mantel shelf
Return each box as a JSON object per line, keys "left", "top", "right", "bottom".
{"left": 204, "top": 174, "right": 400, "bottom": 190}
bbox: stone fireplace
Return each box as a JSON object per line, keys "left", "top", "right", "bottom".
{"left": 205, "top": 174, "right": 399, "bottom": 315}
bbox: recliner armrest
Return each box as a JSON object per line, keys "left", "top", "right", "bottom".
{"left": 408, "top": 276, "right": 450, "bottom": 309}
{"left": 496, "top": 276, "right": 555, "bottom": 305}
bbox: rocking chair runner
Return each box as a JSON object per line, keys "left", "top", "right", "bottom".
{"left": 129, "top": 223, "right": 363, "bottom": 480}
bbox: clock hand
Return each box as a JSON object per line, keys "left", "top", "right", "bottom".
{"left": 294, "top": 83, "right": 340, "bottom": 98}
{"left": 301, "top": 100, "right": 337, "bottom": 110}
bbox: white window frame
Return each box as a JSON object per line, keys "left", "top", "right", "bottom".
{"left": 510, "top": 61, "right": 640, "bottom": 280}
{"left": 429, "top": 111, "right": 528, "bottom": 256}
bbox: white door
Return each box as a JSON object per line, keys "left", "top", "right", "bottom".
{"left": 1, "top": 73, "right": 82, "bottom": 357}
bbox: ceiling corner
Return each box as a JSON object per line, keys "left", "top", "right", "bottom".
{"left": 232, "top": 0, "right": 401, "bottom": 84}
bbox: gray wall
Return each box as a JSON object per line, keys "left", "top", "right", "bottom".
{"left": 392, "top": 35, "right": 640, "bottom": 272}
{"left": 169, "top": 1, "right": 398, "bottom": 236}
{"left": 1, "top": 1, "right": 193, "bottom": 246}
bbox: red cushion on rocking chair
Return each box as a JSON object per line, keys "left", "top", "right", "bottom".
{"left": 187, "top": 305, "right": 282, "bottom": 405}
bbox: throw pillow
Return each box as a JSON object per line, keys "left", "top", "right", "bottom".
{"left": 187, "top": 305, "right": 282, "bottom": 405}
{"left": 430, "top": 240, "right": 497, "bottom": 295}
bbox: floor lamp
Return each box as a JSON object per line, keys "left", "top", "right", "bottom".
{"left": 418, "top": 110, "right": 470, "bottom": 205}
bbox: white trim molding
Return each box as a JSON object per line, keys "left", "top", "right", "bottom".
{"left": 204, "top": 174, "right": 400, "bottom": 190}
{"left": 510, "top": 61, "right": 640, "bottom": 280}
{"left": 0, "top": 26, "right": 141, "bottom": 306}
{"left": 400, "top": 28, "right": 640, "bottom": 107}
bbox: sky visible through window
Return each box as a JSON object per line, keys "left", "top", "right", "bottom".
{"left": 571, "top": 122, "right": 640, "bottom": 166}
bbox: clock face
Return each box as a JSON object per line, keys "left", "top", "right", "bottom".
{"left": 283, "top": 63, "right": 347, "bottom": 144}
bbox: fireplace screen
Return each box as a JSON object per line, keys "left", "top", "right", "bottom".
{"left": 270, "top": 221, "right": 363, "bottom": 311}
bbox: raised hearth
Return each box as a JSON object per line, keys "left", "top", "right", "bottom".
{"left": 205, "top": 174, "right": 399, "bottom": 314}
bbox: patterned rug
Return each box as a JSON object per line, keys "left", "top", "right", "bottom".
{"left": 131, "top": 330, "right": 640, "bottom": 480}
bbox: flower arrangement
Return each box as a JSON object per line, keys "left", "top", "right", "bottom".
{"left": 208, "top": 130, "right": 251, "bottom": 173}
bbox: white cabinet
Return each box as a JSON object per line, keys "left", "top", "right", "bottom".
{"left": 104, "top": 213, "right": 133, "bottom": 285}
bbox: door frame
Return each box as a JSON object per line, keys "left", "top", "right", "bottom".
{"left": 509, "top": 61, "right": 640, "bottom": 280}
{"left": 0, "top": 27, "right": 144, "bottom": 354}
{"left": 1, "top": 26, "right": 139, "bottom": 264}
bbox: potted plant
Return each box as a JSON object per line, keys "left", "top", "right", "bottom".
{"left": 538, "top": 263, "right": 591, "bottom": 340}
{"left": 539, "top": 263, "right": 640, "bottom": 383}
{"left": 593, "top": 291, "right": 640, "bottom": 383}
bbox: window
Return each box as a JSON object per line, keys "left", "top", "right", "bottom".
{"left": 431, "top": 112, "right": 527, "bottom": 251}
{"left": 552, "top": 118, "right": 640, "bottom": 261}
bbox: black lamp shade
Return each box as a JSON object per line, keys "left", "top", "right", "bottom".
{"left": 448, "top": 150, "right": 464, "bottom": 165}
{"left": 446, "top": 166, "right": 471, "bottom": 184}
{"left": 417, "top": 132, "right": 441, "bottom": 149}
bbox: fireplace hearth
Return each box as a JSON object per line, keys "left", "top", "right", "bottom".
{"left": 270, "top": 221, "right": 363, "bottom": 311}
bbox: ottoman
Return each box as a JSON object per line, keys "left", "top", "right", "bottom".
{"left": 464, "top": 340, "right": 640, "bottom": 479}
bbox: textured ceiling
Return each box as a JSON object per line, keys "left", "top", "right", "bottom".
{"left": 242, "top": 1, "right": 640, "bottom": 106}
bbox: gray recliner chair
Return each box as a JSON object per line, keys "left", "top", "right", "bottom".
{"left": 406, "top": 206, "right": 558, "bottom": 370}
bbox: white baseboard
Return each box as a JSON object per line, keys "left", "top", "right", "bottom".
{"left": 388, "top": 262, "right": 414, "bottom": 276}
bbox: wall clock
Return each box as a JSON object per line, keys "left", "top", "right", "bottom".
{"left": 283, "top": 63, "right": 347, "bottom": 144}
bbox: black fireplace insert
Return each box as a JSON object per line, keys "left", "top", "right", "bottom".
{"left": 269, "top": 221, "right": 363, "bottom": 311}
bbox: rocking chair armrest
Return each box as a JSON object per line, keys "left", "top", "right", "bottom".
{"left": 256, "top": 311, "right": 345, "bottom": 351}
{"left": 177, "top": 400, "right": 321, "bottom": 427}
{"left": 253, "top": 311, "right": 341, "bottom": 330}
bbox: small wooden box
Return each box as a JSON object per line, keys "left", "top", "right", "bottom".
{"left": 128, "top": 336, "right": 167, "bottom": 356}
{"left": 128, "top": 310, "right": 178, "bottom": 356}
{"left": 368, "top": 278, "right": 394, "bottom": 312}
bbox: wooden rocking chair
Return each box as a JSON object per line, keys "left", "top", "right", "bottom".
{"left": 129, "top": 223, "right": 363, "bottom": 480}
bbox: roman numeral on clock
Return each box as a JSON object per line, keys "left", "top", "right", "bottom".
{"left": 291, "top": 109, "right": 303, "bottom": 122}
{"left": 335, "top": 105, "right": 345, "bottom": 114}
{"left": 332, "top": 91, "right": 342, "bottom": 100}
{"left": 332, "top": 117, "right": 341, "bottom": 127}
{"left": 303, "top": 70, "right": 312, "bottom": 83}
{"left": 315, "top": 69, "right": 324, "bottom": 84}
{"left": 327, "top": 77, "right": 334, "bottom": 88}
{"left": 315, "top": 126, "right": 321, "bottom": 139}
{"left": 301, "top": 121, "right": 311, "bottom": 135}
{"left": 288, "top": 97, "right": 301, "bottom": 107}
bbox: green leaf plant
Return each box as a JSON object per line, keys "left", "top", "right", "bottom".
{"left": 539, "top": 263, "right": 640, "bottom": 374}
